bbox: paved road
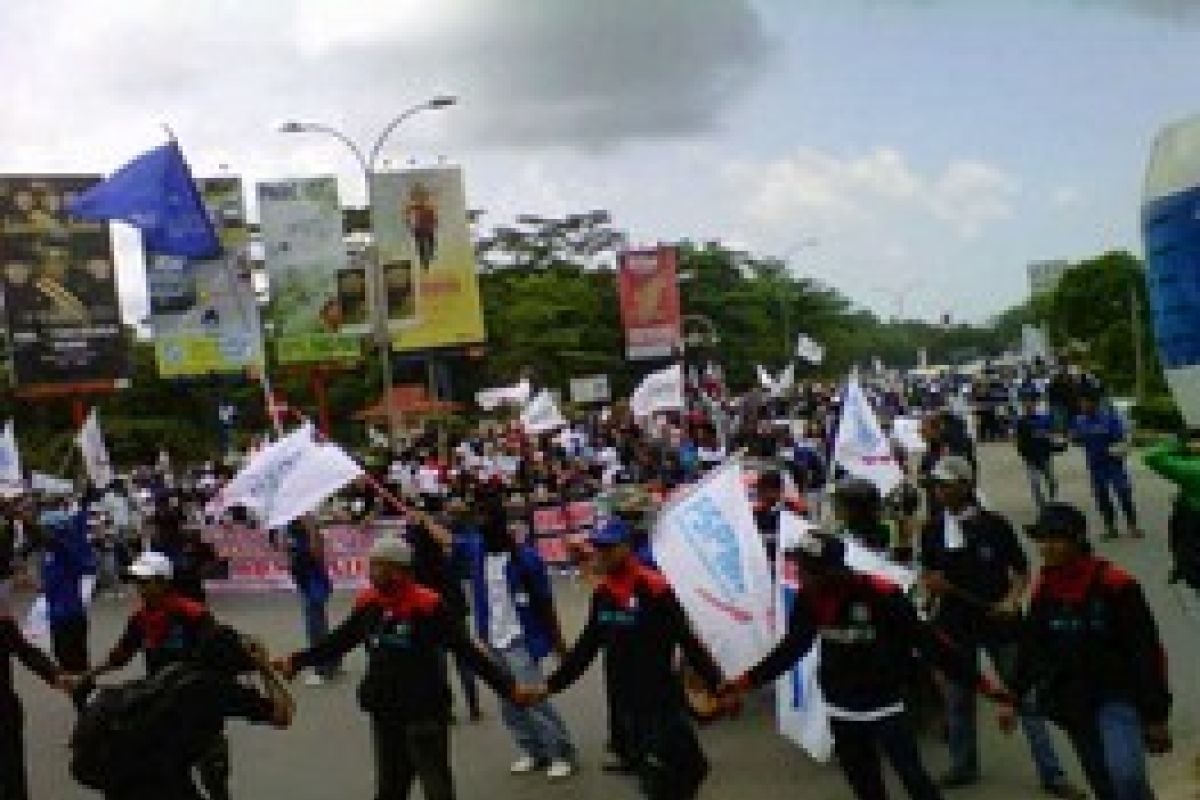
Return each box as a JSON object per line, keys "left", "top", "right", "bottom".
{"left": 15, "top": 443, "right": 1200, "bottom": 799}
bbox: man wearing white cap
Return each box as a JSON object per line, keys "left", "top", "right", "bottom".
{"left": 277, "top": 535, "right": 538, "bottom": 800}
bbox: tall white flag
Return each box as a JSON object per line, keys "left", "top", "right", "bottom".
{"left": 757, "top": 364, "right": 796, "bottom": 398}
{"left": 209, "top": 423, "right": 364, "bottom": 529}
{"left": 520, "top": 390, "right": 567, "bottom": 434}
{"left": 630, "top": 363, "right": 684, "bottom": 418}
{"left": 796, "top": 334, "right": 825, "bottom": 365}
{"left": 652, "top": 462, "right": 774, "bottom": 676}
{"left": 77, "top": 408, "right": 114, "bottom": 489}
{"left": 476, "top": 379, "right": 531, "bottom": 411}
{"left": 0, "top": 421, "right": 22, "bottom": 496}
{"left": 833, "top": 375, "right": 903, "bottom": 495}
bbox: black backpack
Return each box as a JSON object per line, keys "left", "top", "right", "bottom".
{"left": 1168, "top": 495, "right": 1200, "bottom": 592}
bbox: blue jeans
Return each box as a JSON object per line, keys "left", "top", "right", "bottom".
{"left": 946, "top": 642, "right": 1067, "bottom": 787}
{"left": 494, "top": 638, "right": 574, "bottom": 762}
{"left": 1089, "top": 463, "right": 1137, "bottom": 530}
{"left": 1064, "top": 703, "right": 1156, "bottom": 800}
{"left": 300, "top": 592, "right": 339, "bottom": 677}
{"left": 1025, "top": 461, "right": 1057, "bottom": 509}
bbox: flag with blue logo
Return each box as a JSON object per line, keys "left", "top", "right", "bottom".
{"left": 833, "top": 374, "right": 903, "bottom": 495}
{"left": 68, "top": 140, "right": 221, "bottom": 259}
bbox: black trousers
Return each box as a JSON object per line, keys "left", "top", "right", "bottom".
{"left": 370, "top": 716, "right": 454, "bottom": 800}
{"left": 51, "top": 614, "right": 89, "bottom": 672}
{"left": 0, "top": 699, "right": 27, "bottom": 800}
{"left": 830, "top": 714, "right": 943, "bottom": 800}
{"left": 629, "top": 704, "right": 709, "bottom": 800}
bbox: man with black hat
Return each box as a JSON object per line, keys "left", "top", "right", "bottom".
{"left": 831, "top": 478, "right": 892, "bottom": 555}
{"left": 1070, "top": 389, "right": 1142, "bottom": 539}
{"left": 542, "top": 517, "right": 722, "bottom": 800}
{"left": 723, "top": 531, "right": 984, "bottom": 800}
{"left": 277, "top": 535, "right": 536, "bottom": 800}
{"left": 1003, "top": 503, "right": 1171, "bottom": 800}
{"left": 919, "top": 456, "right": 1080, "bottom": 797}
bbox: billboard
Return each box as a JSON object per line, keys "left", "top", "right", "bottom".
{"left": 146, "top": 177, "right": 264, "bottom": 377}
{"left": 617, "top": 246, "right": 681, "bottom": 360}
{"left": 370, "top": 166, "right": 486, "bottom": 352}
{"left": 0, "top": 175, "right": 126, "bottom": 386}
{"left": 258, "top": 176, "right": 359, "bottom": 364}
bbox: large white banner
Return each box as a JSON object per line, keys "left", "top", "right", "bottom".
{"left": 209, "top": 423, "right": 363, "bottom": 529}
{"left": 77, "top": 408, "right": 114, "bottom": 489}
{"left": 833, "top": 375, "right": 903, "bottom": 495}
{"left": 520, "top": 390, "right": 567, "bottom": 434}
{"left": 630, "top": 363, "right": 684, "bottom": 418}
{"left": 652, "top": 462, "right": 773, "bottom": 676}
{"left": 796, "top": 334, "right": 825, "bottom": 365}
{"left": 775, "top": 510, "right": 833, "bottom": 761}
{"left": 0, "top": 420, "right": 22, "bottom": 495}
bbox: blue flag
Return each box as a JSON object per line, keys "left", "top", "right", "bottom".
{"left": 68, "top": 140, "right": 221, "bottom": 259}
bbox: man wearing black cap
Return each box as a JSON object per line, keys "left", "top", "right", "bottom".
{"left": 543, "top": 517, "right": 722, "bottom": 800}
{"left": 1070, "top": 390, "right": 1142, "bottom": 539}
{"left": 1003, "top": 503, "right": 1171, "bottom": 800}
{"left": 919, "top": 456, "right": 1079, "bottom": 796}
{"left": 724, "top": 532, "right": 984, "bottom": 800}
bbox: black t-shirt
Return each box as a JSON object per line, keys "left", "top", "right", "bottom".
{"left": 0, "top": 518, "right": 16, "bottom": 581}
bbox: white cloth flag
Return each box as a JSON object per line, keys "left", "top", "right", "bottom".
{"left": 209, "top": 423, "right": 363, "bottom": 529}
{"left": 775, "top": 510, "right": 833, "bottom": 761}
{"left": 833, "top": 375, "right": 903, "bottom": 496}
{"left": 520, "top": 390, "right": 567, "bottom": 434}
{"left": 476, "top": 379, "right": 531, "bottom": 411}
{"left": 77, "top": 408, "right": 114, "bottom": 489}
{"left": 890, "top": 416, "right": 927, "bottom": 454}
{"left": 31, "top": 472, "right": 73, "bottom": 495}
{"left": 757, "top": 364, "right": 796, "bottom": 398}
{"left": 630, "top": 363, "right": 684, "bottom": 418}
{"left": 652, "top": 462, "right": 774, "bottom": 677}
{"left": 796, "top": 334, "right": 825, "bottom": 365}
{"left": 0, "top": 421, "right": 22, "bottom": 496}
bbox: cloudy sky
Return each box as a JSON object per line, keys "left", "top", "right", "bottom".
{"left": 3, "top": 0, "right": 1198, "bottom": 324}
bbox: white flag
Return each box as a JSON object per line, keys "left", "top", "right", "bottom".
{"left": 652, "top": 462, "right": 774, "bottom": 676}
{"left": 520, "top": 390, "right": 567, "bottom": 434}
{"left": 0, "top": 421, "right": 22, "bottom": 496}
{"left": 833, "top": 375, "right": 903, "bottom": 495}
{"left": 630, "top": 363, "right": 684, "bottom": 418}
{"left": 77, "top": 408, "right": 114, "bottom": 489}
{"left": 209, "top": 423, "right": 364, "bottom": 529}
{"left": 796, "top": 334, "right": 825, "bottom": 365}
{"left": 31, "top": 472, "right": 74, "bottom": 495}
{"left": 476, "top": 379, "right": 531, "bottom": 411}
{"left": 756, "top": 365, "right": 775, "bottom": 391}
{"left": 890, "top": 416, "right": 927, "bottom": 455}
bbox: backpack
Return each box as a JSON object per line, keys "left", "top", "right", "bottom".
{"left": 69, "top": 663, "right": 214, "bottom": 792}
{"left": 1168, "top": 495, "right": 1200, "bottom": 591}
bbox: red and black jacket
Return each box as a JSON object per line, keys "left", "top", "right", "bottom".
{"left": 1009, "top": 557, "right": 1170, "bottom": 726}
{"left": 106, "top": 593, "right": 214, "bottom": 676}
{"left": 744, "top": 572, "right": 973, "bottom": 714}
{"left": 292, "top": 580, "right": 514, "bottom": 721}
{"left": 547, "top": 558, "right": 722, "bottom": 711}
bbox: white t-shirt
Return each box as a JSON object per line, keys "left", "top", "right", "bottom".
{"left": 485, "top": 553, "right": 522, "bottom": 650}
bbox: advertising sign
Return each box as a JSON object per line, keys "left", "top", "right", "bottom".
{"left": 370, "top": 166, "right": 486, "bottom": 352}
{"left": 146, "top": 177, "right": 263, "bottom": 377}
{"left": 0, "top": 175, "right": 126, "bottom": 386}
{"left": 258, "top": 176, "right": 359, "bottom": 363}
{"left": 618, "top": 246, "right": 681, "bottom": 360}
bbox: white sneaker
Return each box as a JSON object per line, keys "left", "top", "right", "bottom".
{"left": 546, "top": 760, "right": 575, "bottom": 780}
{"left": 304, "top": 673, "right": 325, "bottom": 686}
{"left": 510, "top": 756, "right": 539, "bottom": 775}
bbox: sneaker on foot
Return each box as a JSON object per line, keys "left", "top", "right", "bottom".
{"left": 1043, "top": 780, "right": 1088, "bottom": 800}
{"left": 547, "top": 760, "right": 575, "bottom": 780}
{"left": 303, "top": 673, "right": 325, "bottom": 686}
{"left": 510, "top": 756, "right": 541, "bottom": 775}
{"left": 1129, "top": 526, "right": 1146, "bottom": 539}
{"left": 1101, "top": 526, "right": 1119, "bottom": 540}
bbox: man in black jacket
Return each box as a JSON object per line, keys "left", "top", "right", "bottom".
{"left": 277, "top": 535, "right": 534, "bottom": 800}
{"left": 1014, "top": 388, "right": 1064, "bottom": 509}
{"left": 543, "top": 517, "right": 722, "bottom": 800}
{"left": 920, "top": 456, "right": 1081, "bottom": 797}
{"left": 1003, "top": 503, "right": 1171, "bottom": 800}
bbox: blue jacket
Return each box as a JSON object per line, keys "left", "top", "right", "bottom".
{"left": 456, "top": 526, "right": 558, "bottom": 660}
{"left": 1071, "top": 410, "right": 1126, "bottom": 471}
{"left": 40, "top": 508, "right": 97, "bottom": 623}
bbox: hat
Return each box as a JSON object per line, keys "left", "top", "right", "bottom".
{"left": 1025, "top": 502, "right": 1087, "bottom": 542}
{"left": 128, "top": 551, "right": 173, "bottom": 580}
{"left": 928, "top": 455, "right": 975, "bottom": 484}
{"left": 369, "top": 535, "right": 414, "bottom": 566}
{"left": 589, "top": 517, "right": 632, "bottom": 548}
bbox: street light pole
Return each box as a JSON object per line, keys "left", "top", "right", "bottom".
{"left": 279, "top": 95, "right": 457, "bottom": 451}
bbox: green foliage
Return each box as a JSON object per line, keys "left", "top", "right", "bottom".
{"left": 1132, "top": 394, "right": 1184, "bottom": 433}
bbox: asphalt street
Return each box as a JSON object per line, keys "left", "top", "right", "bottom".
{"left": 15, "top": 442, "right": 1200, "bottom": 799}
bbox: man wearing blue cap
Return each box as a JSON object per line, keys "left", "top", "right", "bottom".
{"left": 542, "top": 516, "right": 723, "bottom": 800}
